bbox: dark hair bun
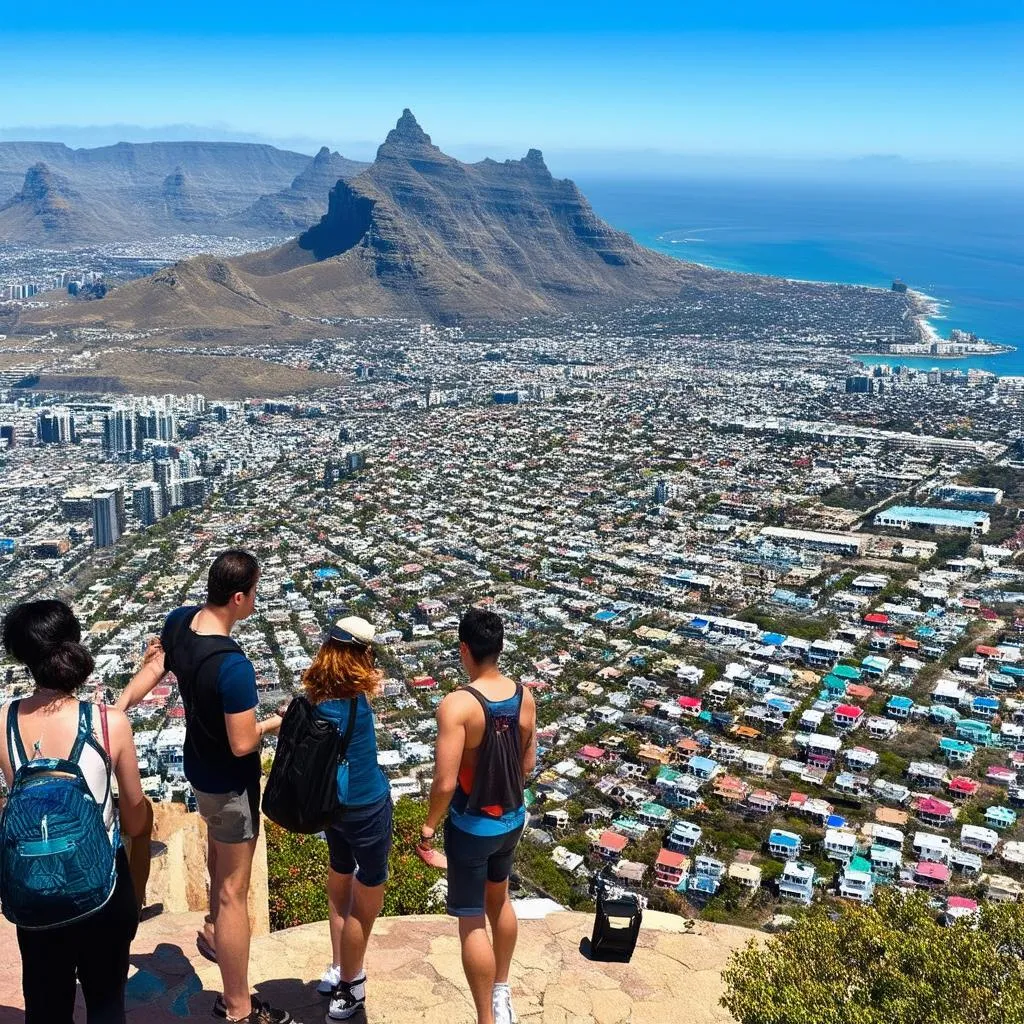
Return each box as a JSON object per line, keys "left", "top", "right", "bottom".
{"left": 2, "top": 600, "right": 92, "bottom": 693}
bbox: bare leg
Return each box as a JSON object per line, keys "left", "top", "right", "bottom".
{"left": 212, "top": 838, "right": 256, "bottom": 1021}
{"left": 327, "top": 868, "right": 353, "bottom": 969}
{"left": 485, "top": 879, "right": 517, "bottom": 985}
{"left": 204, "top": 841, "right": 219, "bottom": 944}
{"left": 340, "top": 877, "right": 385, "bottom": 983}
{"left": 458, "top": 915, "right": 495, "bottom": 1024}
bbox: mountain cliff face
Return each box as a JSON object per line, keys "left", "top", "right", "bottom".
{"left": 21, "top": 110, "right": 716, "bottom": 330}
{"left": 234, "top": 147, "right": 367, "bottom": 231}
{"left": 0, "top": 162, "right": 119, "bottom": 243}
{"left": 0, "top": 140, "right": 364, "bottom": 244}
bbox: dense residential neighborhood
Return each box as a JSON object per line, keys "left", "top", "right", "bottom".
{"left": 4, "top": 308, "right": 1024, "bottom": 927}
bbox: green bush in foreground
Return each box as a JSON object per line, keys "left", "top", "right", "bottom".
{"left": 722, "top": 888, "right": 1024, "bottom": 1024}
{"left": 267, "top": 797, "right": 443, "bottom": 931}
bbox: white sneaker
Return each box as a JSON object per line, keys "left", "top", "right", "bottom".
{"left": 326, "top": 975, "right": 366, "bottom": 1021}
{"left": 493, "top": 983, "right": 517, "bottom": 1024}
{"left": 317, "top": 965, "right": 341, "bottom": 996}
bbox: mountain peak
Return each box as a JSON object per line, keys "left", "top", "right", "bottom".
{"left": 313, "top": 146, "right": 332, "bottom": 163}
{"left": 376, "top": 109, "right": 442, "bottom": 161}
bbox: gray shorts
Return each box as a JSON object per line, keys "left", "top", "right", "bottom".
{"left": 194, "top": 785, "right": 260, "bottom": 844}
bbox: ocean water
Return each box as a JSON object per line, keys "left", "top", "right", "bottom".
{"left": 579, "top": 176, "right": 1024, "bottom": 375}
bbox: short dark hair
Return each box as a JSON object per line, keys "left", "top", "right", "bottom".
{"left": 459, "top": 606, "right": 504, "bottom": 663}
{"left": 2, "top": 600, "right": 94, "bottom": 693}
{"left": 207, "top": 549, "right": 260, "bottom": 606}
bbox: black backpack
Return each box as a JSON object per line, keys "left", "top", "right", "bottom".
{"left": 463, "top": 684, "right": 525, "bottom": 818}
{"left": 262, "top": 695, "right": 356, "bottom": 834}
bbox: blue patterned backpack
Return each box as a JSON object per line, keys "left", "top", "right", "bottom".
{"left": 0, "top": 700, "right": 119, "bottom": 929}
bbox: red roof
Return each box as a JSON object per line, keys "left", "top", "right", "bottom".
{"left": 598, "top": 831, "right": 629, "bottom": 852}
{"left": 409, "top": 676, "right": 437, "bottom": 689}
{"left": 949, "top": 777, "right": 979, "bottom": 794}
{"left": 914, "top": 862, "right": 951, "bottom": 881}
{"left": 655, "top": 849, "right": 688, "bottom": 869}
{"left": 835, "top": 704, "right": 864, "bottom": 718}
{"left": 677, "top": 696, "right": 702, "bottom": 709}
{"left": 948, "top": 896, "right": 979, "bottom": 911}
{"left": 976, "top": 645, "right": 1002, "bottom": 657}
{"left": 915, "top": 797, "right": 953, "bottom": 816}
{"left": 579, "top": 745, "right": 605, "bottom": 760}
{"left": 864, "top": 613, "right": 889, "bottom": 625}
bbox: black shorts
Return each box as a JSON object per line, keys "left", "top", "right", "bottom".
{"left": 444, "top": 820, "right": 524, "bottom": 917}
{"left": 325, "top": 796, "right": 394, "bottom": 887}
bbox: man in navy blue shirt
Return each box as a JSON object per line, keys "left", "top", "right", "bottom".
{"left": 121, "top": 549, "right": 289, "bottom": 1024}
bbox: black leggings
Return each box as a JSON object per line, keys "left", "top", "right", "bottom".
{"left": 17, "top": 848, "right": 139, "bottom": 1024}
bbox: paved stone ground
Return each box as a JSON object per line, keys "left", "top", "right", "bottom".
{"left": 0, "top": 908, "right": 755, "bottom": 1022}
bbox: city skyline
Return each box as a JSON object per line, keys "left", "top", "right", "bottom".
{"left": 2, "top": 2, "right": 1022, "bottom": 170}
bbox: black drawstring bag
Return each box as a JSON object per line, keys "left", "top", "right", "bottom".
{"left": 262, "top": 696, "right": 356, "bottom": 834}
{"left": 588, "top": 874, "right": 643, "bottom": 962}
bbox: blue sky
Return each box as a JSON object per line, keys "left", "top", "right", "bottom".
{"left": 3, "top": 2, "right": 1022, "bottom": 167}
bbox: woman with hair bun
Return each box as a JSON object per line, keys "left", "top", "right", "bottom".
{"left": 0, "top": 599, "right": 151, "bottom": 1023}
{"left": 305, "top": 616, "right": 393, "bottom": 1022}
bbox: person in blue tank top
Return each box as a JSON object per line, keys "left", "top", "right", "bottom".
{"left": 304, "top": 616, "right": 392, "bottom": 1022}
{"left": 420, "top": 608, "right": 537, "bottom": 1024}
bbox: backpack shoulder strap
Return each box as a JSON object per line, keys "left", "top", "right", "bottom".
{"left": 463, "top": 685, "right": 492, "bottom": 723}
{"left": 68, "top": 701, "right": 93, "bottom": 764}
{"left": 339, "top": 697, "right": 358, "bottom": 760}
{"left": 6, "top": 699, "right": 27, "bottom": 769}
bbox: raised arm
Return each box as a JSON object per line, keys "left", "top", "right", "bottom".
{"left": 115, "top": 638, "right": 166, "bottom": 712}
{"left": 107, "top": 707, "right": 150, "bottom": 837}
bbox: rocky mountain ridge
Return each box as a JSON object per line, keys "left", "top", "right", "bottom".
{"left": 0, "top": 140, "right": 368, "bottom": 243}
{"left": 20, "top": 110, "right": 713, "bottom": 329}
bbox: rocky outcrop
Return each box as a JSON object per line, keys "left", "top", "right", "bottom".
{"left": 234, "top": 146, "right": 367, "bottom": 232}
{"left": 0, "top": 162, "right": 117, "bottom": 243}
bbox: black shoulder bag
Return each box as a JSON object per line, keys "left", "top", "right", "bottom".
{"left": 262, "top": 696, "right": 357, "bottom": 834}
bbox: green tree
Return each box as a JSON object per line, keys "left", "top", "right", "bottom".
{"left": 722, "top": 888, "right": 1024, "bottom": 1024}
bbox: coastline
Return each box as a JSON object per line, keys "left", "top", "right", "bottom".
{"left": 675, "top": 253, "right": 1018, "bottom": 363}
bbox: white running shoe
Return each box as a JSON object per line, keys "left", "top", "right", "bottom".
{"left": 492, "top": 983, "right": 517, "bottom": 1024}
{"left": 317, "top": 965, "right": 341, "bottom": 996}
{"left": 326, "top": 975, "right": 367, "bottom": 1021}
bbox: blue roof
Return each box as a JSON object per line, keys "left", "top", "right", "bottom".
{"left": 689, "top": 756, "right": 717, "bottom": 772}
{"left": 593, "top": 610, "right": 618, "bottom": 622}
{"left": 888, "top": 696, "right": 914, "bottom": 708}
{"left": 314, "top": 567, "right": 340, "bottom": 579}
{"left": 762, "top": 632, "right": 786, "bottom": 646}
{"left": 690, "top": 617, "right": 710, "bottom": 629}
{"left": 974, "top": 697, "right": 1000, "bottom": 709}
{"left": 827, "top": 814, "right": 846, "bottom": 828}
{"left": 769, "top": 831, "right": 800, "bottom": 847}
{"left": 877, "top": 505, "right": 990, "bottom": 528}
{"left": 916, "top": 626, "right": 937, "bottom": 637}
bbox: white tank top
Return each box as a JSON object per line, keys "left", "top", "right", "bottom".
{"left": 3, "top": 700, "right": 116, "bottom": 832}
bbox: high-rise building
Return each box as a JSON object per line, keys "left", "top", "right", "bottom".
{"left": 0, "top": 424, "right": 14, "bottom": 448}
{"left": 102, "top": 408, "right": 136, "bottom": 457}
{"left": 37, "top": 408, "right": 76, "bottom": 444}
{"left": 92, "top": 484, "right": 125, "bottom": 549}
{"left": 654, "top": 479, "right": 670, "bottom": 504}
{"left": 132, "top": 482, "right": 164, "bottom": 526}
{"left": 846, "top": 376, "right": 872, "bottom": 394}
{"left": 176, "top": 476, "right": 209, "bottom": 508}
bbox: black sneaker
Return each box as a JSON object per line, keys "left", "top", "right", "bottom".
{"left": 326, "top": 978, "right": 366, "bottom": 1020}
{"left": 212, "top": 994, "right": 294, "bottom": 1023}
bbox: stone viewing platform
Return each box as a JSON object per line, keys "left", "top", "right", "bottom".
{"left": 0, "top": 906, "right": 754, "bottom": 1022}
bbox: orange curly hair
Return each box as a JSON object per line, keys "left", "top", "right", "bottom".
{"left": 303, "top": 638, "right": 382, "bottom": 704}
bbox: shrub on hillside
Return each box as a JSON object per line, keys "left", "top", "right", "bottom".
{"left": 722, "top": 887, "right": 1024, "bottom": 1024}
{"left": 266, "top": 797, "right": 443, "bottom": 932}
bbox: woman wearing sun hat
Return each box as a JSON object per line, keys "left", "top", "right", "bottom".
{"left": 304, "top": 616, "right": 393, "bottom": 1022}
